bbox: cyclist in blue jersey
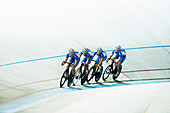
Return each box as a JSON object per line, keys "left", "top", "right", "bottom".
{"left": 106, "top": 45, "right": 126, "bottom": 76}
{"left": 61, "top": 48, "right": 80, "bottom": 75}
{"left": 93, "top": 47, "right": 107, "bottom": 67}
{"left": 80, "top": 48, "right": 93, "bottom": 72}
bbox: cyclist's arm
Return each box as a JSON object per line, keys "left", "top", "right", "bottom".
{"left": 112, "top": 55, "right": 118, "bottom": 59}
{"left": 79, "top": 52, "right": 83, "bottom": 57}
{"left": 111, "top": 50, "right": 116, "bottom": 58}
{"left": 80, "top": 53, "right": 82, "bottom": 57}
{"left": 108, "top": 53, "right": 114, "bottom": 59}
{"left": 61, "top": 58, "right": 68, "bottom": 66}
{"left": 106, "top": 53, "right": 113, "bottom": 62}
{"left": 86, "top": 57, "right": 91, "bottom": 64}
{"left": 99, "top": 58, "right": 104, "bottom": 66}
{"left": 101, "top": 58, "right": 104, "bottom": 62}
{"left": 64, "top": 58, "right": 68, "bottom": 62}
{"left": 74, "top": 59, "right": 78, "bottom": 67}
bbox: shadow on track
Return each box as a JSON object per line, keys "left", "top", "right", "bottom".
{"left": 3, "top": 77, "right": 170, "bottom": 105}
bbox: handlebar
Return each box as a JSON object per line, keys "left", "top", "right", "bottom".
{"left": 62, "top": 61, "right": 74, "bottom": 66}
{"left": 107, "top": 59, "right": 116, "bottom": 63}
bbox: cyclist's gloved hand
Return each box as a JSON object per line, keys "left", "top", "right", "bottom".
{"left": 106, "top": 58, "right": 110, "bottom": 63}
{"left": 61, "top": 61, "right": 66, "bottom": 66}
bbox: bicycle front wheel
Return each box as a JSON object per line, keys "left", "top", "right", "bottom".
{"left": 103, "top": 65, "right": 113, "bottom": 81}
{"left": 60, "top": 70, "right": 68, "bottom": 88}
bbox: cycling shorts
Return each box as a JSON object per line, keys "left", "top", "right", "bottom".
{"left": 119, "top": 56, "right": 126, "bottom": 63}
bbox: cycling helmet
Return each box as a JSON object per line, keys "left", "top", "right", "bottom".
{"left": 69, "top": 48, "right": 75, "bottom": 55}
{"left": 97, "top": 47, "right": 103, "bottom": 53}
{"left": 115, "top": 45, "right": 121, "bottom": 50}
{"left": 82, "top": 48, "right": 88, "bottom": 54}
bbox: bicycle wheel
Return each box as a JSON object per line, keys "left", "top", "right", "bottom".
{"left": 95, "top": 66, "right": 103, "bottom": 82}
{"left": 81, "top": 70, "right": 88, "bottom": 85}
{"left": 113, "top": 65, "right": 122, "bottom": 80}
{"left": 102, "top": 65, "right": 113, "bottom": 81}
{"left": 73, "top": 68, "right": 81, "bottom": 86}
{"left": 60, "top": 70, "right": 68, "bottom": 88}
{"left": 67, "top": 70, "right": 73, "bottom": 87}
{"left": 87, "top": 66, "right": 95, "bottom": 83}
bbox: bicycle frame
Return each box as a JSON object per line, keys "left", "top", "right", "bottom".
{"left": 103, "top": 59, "right": 122, "bottom": 81}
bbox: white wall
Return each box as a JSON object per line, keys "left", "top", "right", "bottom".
{"left": 0, "top": 0, "right": 170, "bottom": 103}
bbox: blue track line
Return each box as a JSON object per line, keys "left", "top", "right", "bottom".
{"left": 0, "top": 55, "right": 65, "bottom": 67}
{"left": 0, "top": 45, "right": 170, "bottom": 67}
{"left": 0, "top": 80, "right": 170, "bottom": 113}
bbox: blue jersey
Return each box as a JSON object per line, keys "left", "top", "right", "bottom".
{"left": 80, "top": 49, "right": 93, "bottom": 58}
{"left": 93, "top": 50, "right": 107, "bottom": 63}
{"left": 66, "top": 51, "right": 80, "bottom": 60}
{"left": 80, "top": 49, "right": 93, "bottom": 63}
{"left": 112, "top": 48, "right": 126, "bottom": 58}
{"left": 93, "top": 50, "right": 107, "bottom": 59}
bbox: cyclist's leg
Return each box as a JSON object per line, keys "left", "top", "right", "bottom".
{"left": 84, "top": 57, "right": 93, "bottom": 75}
{"left": 99, "top": 58, "right": 103, "bottom": 66}
{"left": 93, "top": 56, "right": 99, "bottom": 72}
{"left": 72, "top": 58, "right": 80, "bottom": 75}
{"left": 117, "top": 62, "right": 122, "bottom": 74}
{"left": 117, "top": 56, "right": 126, "bottom": 74}
{"left": 98, "top": 58, "right": 104, "bottom": 72}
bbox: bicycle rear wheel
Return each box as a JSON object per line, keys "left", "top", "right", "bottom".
{"left": 87, "top": 66, "right": 95, "bottom": 83}
{"left": 113, "top": 65, "right": 122, "bottom": 80}
{"left": 60, "top": 70, "right": 68, "bottom": 88}
{"left": 103, "top": 65, "right": 113, "bottom": 81}
{"left": 73, "top": 68, "right": 81, "bottom": 86}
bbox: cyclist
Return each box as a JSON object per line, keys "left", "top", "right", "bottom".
{"left": 61, "top": 48, "right": 80, "bottom": 76}
{"left": 93, "top": 47, "right": 107, "bottom": 69}
{"left": 80, "top": 48, "right": 93, "bottom": 74}
{"left": 106, "top": 45, "right": 126, "bottom": 76}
